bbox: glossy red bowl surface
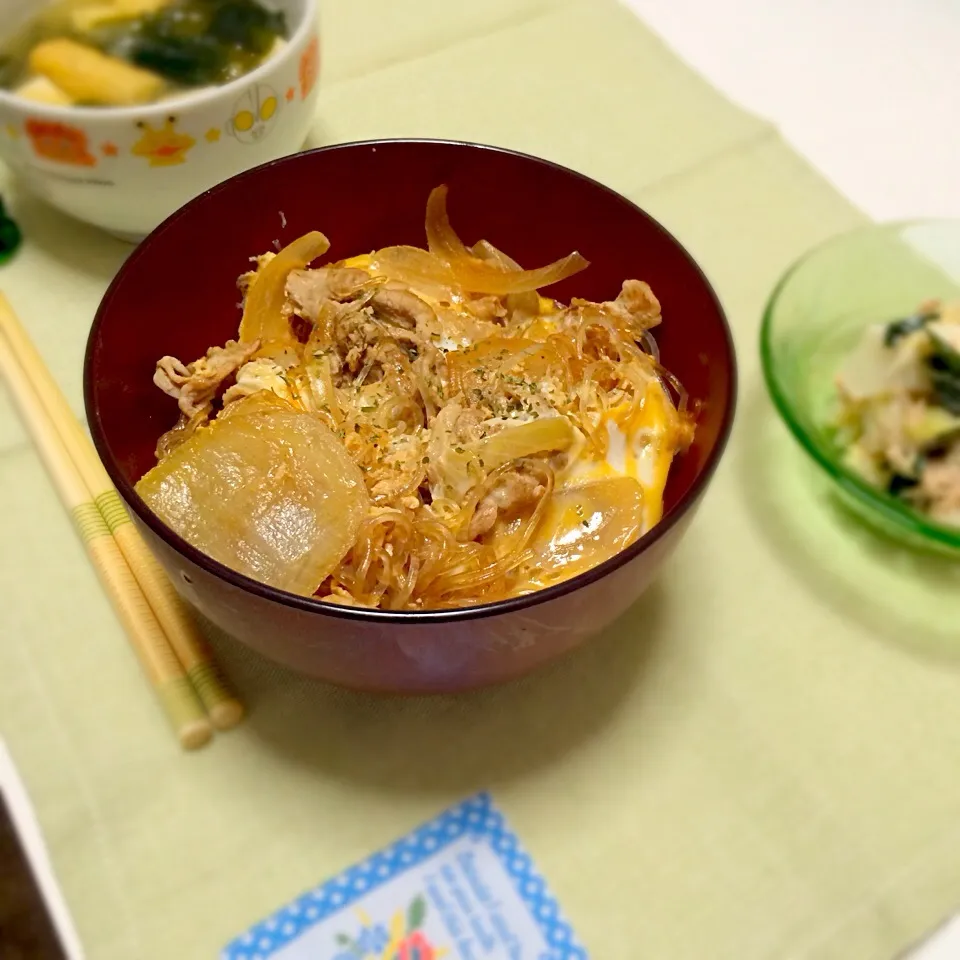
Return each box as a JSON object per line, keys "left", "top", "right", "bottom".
{"left": 84, "top": 139, "right": 736, "bottom": 693}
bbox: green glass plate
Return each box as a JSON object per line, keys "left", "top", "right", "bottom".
{"left": 760, "top": 219, "right": 960, "bottom": 556}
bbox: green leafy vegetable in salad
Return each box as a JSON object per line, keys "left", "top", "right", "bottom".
{"left": 927, "top": 325, "right": 960, "bottom": 416}
{"left": 835, "top": 299, "right": 960, "bottom": 526}
{"left": 882, "top": 308, "right": 938, "bottom": 348}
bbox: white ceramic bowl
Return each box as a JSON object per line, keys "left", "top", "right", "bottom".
{"left": 0, "top": 0, "right": 319, "bottom": 240}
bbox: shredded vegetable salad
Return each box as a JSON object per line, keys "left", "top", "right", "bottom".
{"left": 136, "top": 187, "right": 694, "bottom": 609}
{"left": 835, "top": 298, "right": 960, "bottom": 526}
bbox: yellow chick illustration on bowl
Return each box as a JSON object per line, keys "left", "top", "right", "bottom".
{"left": 131, "top": 116, "right": 196, "bottom": 167}
{"left": 228, "top": 84, "right": 281, "bottom": 144}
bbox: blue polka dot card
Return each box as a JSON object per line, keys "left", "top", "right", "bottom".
{"left": 222, "top": 792, "right": 587, "bottom": 960}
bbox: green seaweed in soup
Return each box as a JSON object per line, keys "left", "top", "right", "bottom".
{"left": 0, "top": 0, "right": 287, "bottom": 107}
{"left": 112, "top": 0, "right": 287, "bottom": 86}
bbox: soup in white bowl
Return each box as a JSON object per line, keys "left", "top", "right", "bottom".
{"left": 0, "top": 0, "right": 319, "bottom": 239}
{"left": 0, "top": 0, "right": 289, "bottom": 107}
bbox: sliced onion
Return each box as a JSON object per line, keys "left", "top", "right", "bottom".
{"left": 471, "top": 239, "right": 521, "bottom": 270}
{"left": 367, "top": 245, "right": 461, "bottom": 303}
{"left": 238, "top": 231, "right": 330, "bottom": 352}
{"left": 472, "top": 240, "right": 541, "bottom": 318}
{"left": 425, "top": 185, "right": 589, "bottom": 295}
{"left": 303, "top": 352, "right": 342, "bottom": 425}
{"left": 473, "top": 416, "right": 574, "bottom": 473}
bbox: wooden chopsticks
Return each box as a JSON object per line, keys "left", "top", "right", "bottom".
{"left": 0, "top": 293, "right": 243, "bottom": 749}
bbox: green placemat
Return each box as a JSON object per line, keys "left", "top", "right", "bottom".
{"left": 3, "top": 2, "right": 960, "bottom": 958}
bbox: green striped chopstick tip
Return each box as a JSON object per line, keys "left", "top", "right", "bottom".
{"left": 71, "top": 501, "right": 110, "bottom": 542}
{"left": 157, "top": 675, "right": 212, "bottom": 750}
{"left": 94, "top": 489, "right": 132, "bottom": 534}
{"left": 188, "top": 661, "right": 245, "bottom": 730}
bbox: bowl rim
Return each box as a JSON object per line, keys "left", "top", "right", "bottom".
{"left": 0, "top": 0, "right": 317, "bottom": 120}
{"left": 759, "top": 217, "right": 960, "bottom": 552}
{"left": 85, "top": 137, "right": 739, "bottom": 623}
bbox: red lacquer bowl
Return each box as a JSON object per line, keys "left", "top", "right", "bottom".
{"left": 84, "top": 139, "right": 736, "bottom": 693}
